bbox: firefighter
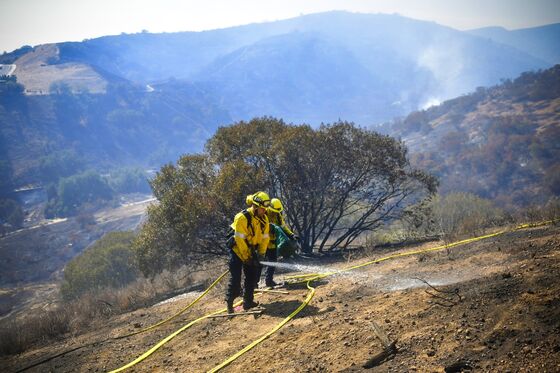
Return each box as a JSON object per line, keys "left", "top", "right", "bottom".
{"left": 258, "top": 197, "right": 297, "bottom": 287}
{"left": 225, "top": 191, "right": 270, "bottom": 313}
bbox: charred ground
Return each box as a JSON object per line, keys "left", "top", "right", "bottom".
{"left": 3, "top": 224, "right": 560, "bottom": 373}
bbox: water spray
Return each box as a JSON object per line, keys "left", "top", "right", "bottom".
{"left": 260, "top": 261, "right": 337, "bottom": 275}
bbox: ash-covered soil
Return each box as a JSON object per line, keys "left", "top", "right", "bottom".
{"left": 4, "top": 224, "right": 560, "bottom": 373}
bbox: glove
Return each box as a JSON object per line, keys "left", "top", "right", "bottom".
{"left": 248, "top": 247, "right": 262, "bottom": 267}
{"left": 249, "top": 255, "right": 262, "bottom": 267}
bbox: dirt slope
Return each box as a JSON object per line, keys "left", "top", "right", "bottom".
{"left": 4, "top": 224, "right": 560, "bottom": 372}
{"left": 13, "top": 44, "right": 107, "bottom": 95}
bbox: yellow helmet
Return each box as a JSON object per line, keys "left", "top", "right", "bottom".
{"left": 245, "top": 194, "right": 253, "bottom": 206}
{"left": 268, "top": 198, "right": 283, "bottom": 213}
{"left": 252, "top": 191, "right": 270, "bottom": 208}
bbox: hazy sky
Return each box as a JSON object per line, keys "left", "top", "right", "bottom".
{"left": 1, "top": 0, "right": 559, "bottom": 53}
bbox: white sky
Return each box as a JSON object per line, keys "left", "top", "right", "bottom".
{"left": 1, "top": 0, "right": 559, "bottom": 53}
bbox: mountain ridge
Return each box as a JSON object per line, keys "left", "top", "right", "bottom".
{"left": 1, "top": 11, "right": 559, "bottom": 200}
{"left": 467, "top": 22, "right": 560, "bottom": 65}
{"left": 5, "top": 11, "right": 552, "bottom": 125}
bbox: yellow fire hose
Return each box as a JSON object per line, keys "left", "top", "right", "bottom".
{"left": 111, "top": 219, "right": 556, "bottom": 372}
{"left": 110, "top": 301, "right": 243, "bottom": 373}
{"left": 208, "top": 281, "right": 316, "bottom": 373}
{"left": 290, "top": 220, "right": 556, "bottom": 283}
{"left": 114, "top": 270, "right": 228, "bottom": 339}
{"left": 284, "top": 272, "right": 321, "bottom": 279}
{"left": 15, "top": 271, "right": 228, "bottom": 373}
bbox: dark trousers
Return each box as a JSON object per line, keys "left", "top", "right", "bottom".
{"left": 255, "top": 248, "right": 278, "bottom": 286}
{"left": 226, "top": 250, "right": 257, "bottom": 304}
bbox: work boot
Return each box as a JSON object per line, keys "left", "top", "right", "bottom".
{"left": 226, "top": 300, "right": 234, "bottom": 314}
{"left": 243, "top": 300, "right": 259, "bottom": 310}
{"left": 265, "top": 280, "right": 278, "bottom": 288}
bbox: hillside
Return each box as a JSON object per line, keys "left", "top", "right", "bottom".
{"left": 195, "top": 32, "right": 395, "bottom": 124}
{"left": 3, "top": 223, "right": 559, "bottom": 372}
{"left": 0, "top": 79, "right": 230, "bottom": 185}
{"left": 0, "top": 195, "right": 153, "bottom": 287}
{"left": 11, "top": 44, "right": 108, "bottom": 95}
{"left": 4, "top": 12, "right": 553, "bottom": 125}
{"left": 1, "top": 12, "right": 557, "bottom": 192}
{"left": 468, "top": 23, "right": 560, "bottom": 65}
{"left": 386, "top": 64, "right": 560, "bottom": 208}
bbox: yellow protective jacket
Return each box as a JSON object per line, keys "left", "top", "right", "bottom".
{"left": 230, "top": 207, "right": 270, "bottom": 262}
{"left": 267, "top": 211, "right": 294, "bottom": 250}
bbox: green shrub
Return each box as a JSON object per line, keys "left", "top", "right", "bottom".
{"left": 0, "top": 198, "right": 23, "bottom": 231}
{"left": 37, "top": 150, "right": 84, "bottom": 183}
{"left": 61, "top": 231, "right": 139, "bottom": 300}
{"left": 108, "top": 167, "right": 151, "bottom": 194}
{"left": 430, "top": 192, "right": 505, "bottom": 239}
{"left": 45, "top": 170, "right": 113, "bottom": 218}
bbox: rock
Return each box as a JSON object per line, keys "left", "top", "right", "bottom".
{"left": 427, "top": 350, "right": 436, "bottom": 357}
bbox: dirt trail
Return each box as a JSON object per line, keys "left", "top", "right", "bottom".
{"left": 4, "top": 224, "right": 560, "bottom": 372}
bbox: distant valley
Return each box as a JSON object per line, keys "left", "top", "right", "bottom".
{"left": 1, "top": 11, "right": 557, "bottom": 187}
{"left": 0, "top": 11, "right": 559, "bottom": 266}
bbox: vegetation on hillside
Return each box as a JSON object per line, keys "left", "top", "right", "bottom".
{"left": 108, "top": 167, "right": 151, "bottom": 194}
{"left": 43, "top": 168, "right": 151, "bottom": 218}
{"left": 45, "top": 170, "right": 113, "bottom": 218}
{"left": 134, "top": 117, "right": 437, "bottom": 276}
{"left": 0, "top": 108, "right": 23, "bottom": 233}
{"left": 36, "top": 150, "right": 85, "bottom": 183}
{"left": 389, "top": 65, "right": 560, "bottom": 208}
{"left": 0, "top": 199, "right": 23, "bottom": 234}
{"left": 0, "top": 79, "right": 229, "bottom": 186}
{"left": 0, "top": 74, "right": 227, "bottom": 224}
{"left": 61, "top": 231, "right": 138, "bottom": 300}
{"left": 369, "top": 192, "right": 507, "bottom": 245}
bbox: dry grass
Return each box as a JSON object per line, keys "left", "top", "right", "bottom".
{"left": 510, "top": 197, "right": 560, "bottom": 225}
{"left": 14, "top": 44, "right": 107, "bottom": 95}
{"left": 0, "top": 262, "right": 222, "bottom": 356}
